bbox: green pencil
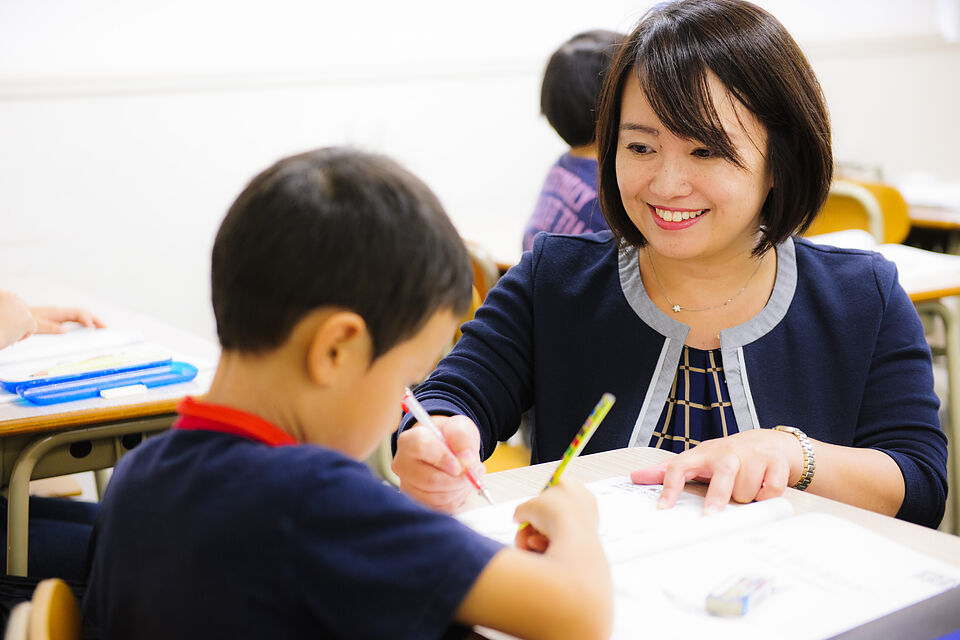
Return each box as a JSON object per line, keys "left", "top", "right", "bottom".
{"left": 518, "top": 392, "right": 616, "bottom": 530}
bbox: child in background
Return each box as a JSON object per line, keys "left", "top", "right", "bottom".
{"left": 83, "top": 147, "right": 612, "bottom": 640}
{"left": 522, "top": 30, "right": 624, "bottom": 252}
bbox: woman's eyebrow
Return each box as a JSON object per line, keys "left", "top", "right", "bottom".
{"left": 620, "top": 122, "right": 659, "bottom": 136}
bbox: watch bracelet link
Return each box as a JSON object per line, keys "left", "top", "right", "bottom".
{"left": 774, "top": 425, "right": 815, "bottom": 491}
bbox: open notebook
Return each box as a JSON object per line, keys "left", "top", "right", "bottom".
{"left": 458, "top": 477, "right": 960, "bottom": 640}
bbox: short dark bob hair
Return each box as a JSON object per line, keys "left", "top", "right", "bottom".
{"left": 211, "top": 147, "right": 473, "bottom": 358}
{"left": 596, "top": 0, "right": 832, "bottom": 255}
{"left": 541, "top": 29, "right": 625, "bottom": 148}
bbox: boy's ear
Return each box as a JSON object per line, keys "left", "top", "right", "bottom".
{"left": 305, "top": 311, "right": 370, "bottom": 387}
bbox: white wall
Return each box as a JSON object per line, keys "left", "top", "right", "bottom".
{"left": 1, "top": 0, "right": 958, "bottom": 343}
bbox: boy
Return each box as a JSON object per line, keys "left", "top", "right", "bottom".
{"left": 522, "top": 30, "right": 624, "bottom": 252}
{"left": 82, "top": 148, "right": 612, "bottom": 639}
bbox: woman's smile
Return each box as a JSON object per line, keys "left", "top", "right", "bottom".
{"left": 649, "top": 204, "right": 709, "bottom": 230}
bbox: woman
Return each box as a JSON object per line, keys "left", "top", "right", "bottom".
{"left": 393, "top": 0, "right": 947, "bottom": 528}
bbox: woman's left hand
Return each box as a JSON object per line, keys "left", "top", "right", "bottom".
{"left": 630, "top": 429, "right": 804, "bottom": 514}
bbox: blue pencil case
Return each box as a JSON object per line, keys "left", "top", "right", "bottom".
{"left": 12, "top": 361, "right": 198, "bottom": 406}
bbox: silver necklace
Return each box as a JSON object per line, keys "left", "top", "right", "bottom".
{"left": 646, "top": 251, "right": 765, "bottom": 313}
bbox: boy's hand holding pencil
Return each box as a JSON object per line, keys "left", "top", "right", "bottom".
{"left": 514, "top": 392, "right": 615, "bottom": 553}
{"left": 513, "top": 478, "right": 599, "bottom": 553}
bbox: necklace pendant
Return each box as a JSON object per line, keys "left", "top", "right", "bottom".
{"left": 672, "top": 304, "right": 681, "bottom": 313}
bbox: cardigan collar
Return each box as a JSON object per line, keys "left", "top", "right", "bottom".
{"left": 617, "top": 236, "right": 797, "bottom": 350}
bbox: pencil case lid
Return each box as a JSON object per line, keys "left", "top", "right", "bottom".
{"left": 17, "top": 361, "right": 198, "bottom": 406}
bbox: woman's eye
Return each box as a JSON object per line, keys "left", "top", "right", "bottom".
{"left": 692, "top": 147, "right": 716, "bottom": 158}
{"left": 627, "top": 143, "right": 651, "bottom": 155}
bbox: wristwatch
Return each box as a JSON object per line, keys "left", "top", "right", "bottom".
{"left": 774, "top": 425, "right": 815, "bottom": 491}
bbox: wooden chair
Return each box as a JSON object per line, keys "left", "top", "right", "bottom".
{"left": 4, "top": 602, "right": 31, "bottom": 640}
{"left": 3, "top": 579, "right": 80, "bottom": 640}
{"left": 807, "top": 179, "right": 960, "bottom": 534}
{"left": 28, "top": 579, "right": 80, "bottom": 640}
{"left": 465, "top": 241, "right": 501, "bottom": 300}
{"left": 807, "top": 178, "right": 911, "bottom": 243}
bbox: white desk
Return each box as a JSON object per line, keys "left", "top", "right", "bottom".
{"left": 462, "top": 448, "right": 960, "bottom": 640}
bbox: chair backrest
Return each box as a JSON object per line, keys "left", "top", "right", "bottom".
{"left": 805, "top": 179, "right": 911, "bottom": 244}
{"left": 465, "top": 241, "right": 501, "bottom": 300}
{"left": 4, "top": 602, "right": 31, "bottom": 640}
{"left": 453, "top": 285, "right": 483, "bottom": 344}
{"left": 27, "top": 579, "right": 80, "bottom": 640}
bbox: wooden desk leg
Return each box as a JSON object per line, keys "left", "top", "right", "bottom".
{"left": 919, "top": 300, "right": 960, "bottom": 535}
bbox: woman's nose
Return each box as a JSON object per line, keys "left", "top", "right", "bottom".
{"left": 648, "top": 156, "right": 693, "bottom": 199}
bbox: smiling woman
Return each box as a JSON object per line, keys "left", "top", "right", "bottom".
{"left": 392, "top": 0, "right": 948, "bottom": 531}
{"left": 614, "top": 74, "right": 776, "bottom": 340}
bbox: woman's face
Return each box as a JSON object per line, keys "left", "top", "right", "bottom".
{"left": 615, "top": 72, "right": 773, "bottom": 262}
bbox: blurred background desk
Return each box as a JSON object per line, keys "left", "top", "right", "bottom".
{"left": 0, "top": 277, "right": 219, "bottom": 575}
{"left": 909, "top": 204, "right": 960, "bottom": 254}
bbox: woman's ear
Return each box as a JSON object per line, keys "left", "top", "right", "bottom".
{"left": 305, "top": 311, "right": 369, "bottom": 387}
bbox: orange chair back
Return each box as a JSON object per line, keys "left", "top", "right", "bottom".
{"left": 28, "top": 579, "right": 80, "bottom": 640}
{"left": 806, "top": 179, "right": 910, "bottom": 244}
{"left": 465, "top": 241, "right": 501, "bottom": 300}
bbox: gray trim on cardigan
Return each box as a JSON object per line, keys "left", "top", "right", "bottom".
{"left": 617, "top": 237, "right": 798, "bottom": 446}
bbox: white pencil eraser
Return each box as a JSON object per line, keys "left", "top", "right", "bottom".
{"left": 706, "top": 575, "right": 773, "bottom": 617}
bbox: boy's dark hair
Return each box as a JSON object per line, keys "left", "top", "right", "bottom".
{"left": 211, "top": 147, "right": 473, "bottom": 359}
{"left": 541, "top": 29, "right": 625, "bottom": 148}
{"left": 595, "top": 0, "right": 833, "bottom": 255}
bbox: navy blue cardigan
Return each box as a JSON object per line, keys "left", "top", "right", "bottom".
{"left": 402, "top": 232, "right": 947, "bottom": 527}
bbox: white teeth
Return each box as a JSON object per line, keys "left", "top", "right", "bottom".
{"left": 654, "top": 207, "right": 705, "bottom": 222}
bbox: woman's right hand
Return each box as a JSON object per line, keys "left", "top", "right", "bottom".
{"left": 392, "top": 414, "right": 487, "bottom": 513}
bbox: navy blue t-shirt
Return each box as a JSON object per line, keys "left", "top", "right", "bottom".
{"left": 83, "top": 414, "right": 503, "bottom": 639}
{"left": 522, "top": 153, "right": 607, "bottom": 252}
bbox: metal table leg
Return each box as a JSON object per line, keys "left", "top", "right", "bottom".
{"left": 918, "top": 300, "right": 960, "bottom": 535}
{"left": 6, "top": 416, "right": 171, "bottom": 576}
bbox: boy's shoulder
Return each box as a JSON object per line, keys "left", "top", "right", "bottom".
{"left": 88, "top": 429, "right": 504, "bottom": 640}
{"left": 111, "top": 427, "right": 372, "bottom": 499}
{"left": 106, "top": 428, "right": 463, "bottom": 535}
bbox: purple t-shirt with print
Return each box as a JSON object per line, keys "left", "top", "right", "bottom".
{"left": 522, "top": 152, "right": 607, "bottom": 251}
